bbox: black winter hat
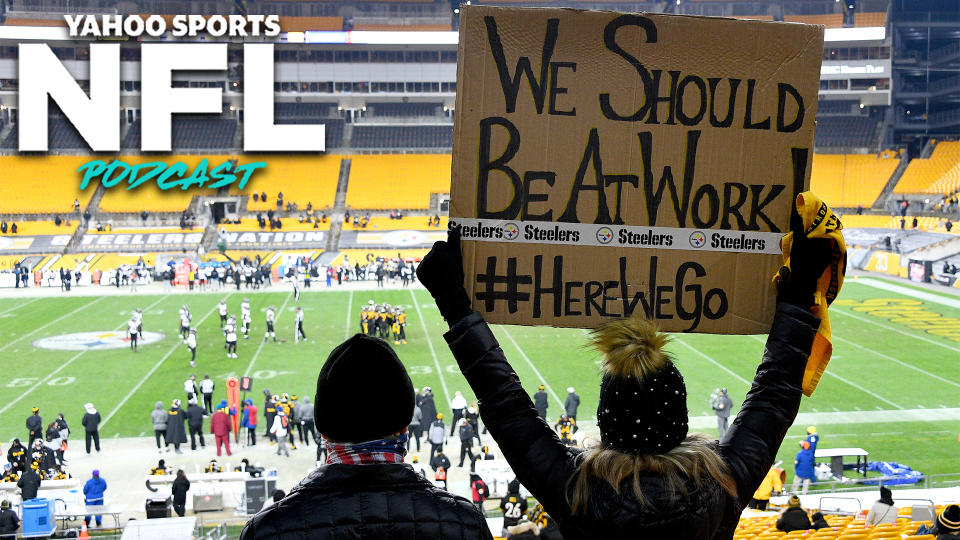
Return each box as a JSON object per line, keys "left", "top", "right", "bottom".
{"left": 592, "top": 314, "right": 688, "bottom": 455}
{"left": 939, "top": 504, "right": 960, "bottom": 533}
{"left": 315, "top": 334, "right": 415, "bottom": 443}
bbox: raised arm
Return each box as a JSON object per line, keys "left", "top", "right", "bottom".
{"left": 419, "top": 231, "right": 578, "bottom": 520}
{"left": 719, "top": 302, "right": 818, "bottom": 506}
{"left": 444, "top": 311, "right": 578, "bottom": 518}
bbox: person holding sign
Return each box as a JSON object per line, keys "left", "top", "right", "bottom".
{"left": 416, "top": 208, "right": 837, "bottom": 538}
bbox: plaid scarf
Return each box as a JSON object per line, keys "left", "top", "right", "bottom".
{"left": 325, "top": 432, "right": 408, "bottom": 465}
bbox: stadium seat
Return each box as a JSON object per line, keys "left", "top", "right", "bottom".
{"left": 122, "top": 117, "right": 238, "bottom": 150}
{"left": 815, "top": 117, "right": 878, "bottom": 148}
{"left": 854, "top": 12, "right": 887, "bottom": 27}
{"left": 240, "top": 154, "right": 342, "bottom": 212}
{"left": 343, "top": 216, "right": 447, "bottom": 231}
{"left": 346, "top": 154, "right": 452, "bottom": 209}
{"left": 0, "top": 156, "right": 97, "bottom": 214}
{"left": 810, "top": 153, "right": 901, "bottom": 208}
{"left": 0, "top": 221, "right": 78, "bottom": 236}
{"left": 784, "top": 14, "right": 844, "bottom": 28}
{"left": 352, "top": 125, "right": 453, "bottom": 149}
{"left": 353, "top": 24, "right": 451, "bottom": 31}
{"left": 98, "top": 155, "right": 225, "bottom": 213}
{"left": 894, "top": 140, "right": 960, "bottom": 195}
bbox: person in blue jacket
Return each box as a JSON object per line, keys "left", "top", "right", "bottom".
{"left": 805, "top": 426, "right": 819, "bottom": 452}
{"left": 83, "top": 469, "right": 107, "bottom": 527}
{"left": 793, "top": 440, "right": 815, "bottom": 494}
{"left": 241, "top": 399, "right": 258, "bottom": 446}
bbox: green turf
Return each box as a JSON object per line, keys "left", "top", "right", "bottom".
{"left": 0, "top": 278, "right": 958, "bottom": 482}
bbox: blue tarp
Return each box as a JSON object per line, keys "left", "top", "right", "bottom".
{"left": 863, "top": 461, "right": 924, "bottom": 485}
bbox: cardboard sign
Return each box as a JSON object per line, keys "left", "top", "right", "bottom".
{"left": 450, "top": 6, "right": 823, "bottom": 334}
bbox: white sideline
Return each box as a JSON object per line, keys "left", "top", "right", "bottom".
{"left": 0, "top": 295, "right": 167, "bottom": 416}
{"left": 499, "top": 325, "right": 565, "bottom": 410}
{"left": 857, "top": 276, "right": 960, "bottom": 310}
{"left": 410, "top": 289, "right": 451, "bottom": 406}
{"left": 344, "top": 289, "right": 354, "bottom": 340}
{"left": 745, "top": 335, "right": 905, "bottom": 410}
{"left": 0, "top": 295, "right": 105, "bottom": 354}
{"left": 243, "top": 292, "right": 293, "bottom": 377}
{"left": 100, "top": 293, "right": 233, "bottom": 429}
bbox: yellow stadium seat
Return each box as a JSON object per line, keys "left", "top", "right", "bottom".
{"left": 98, "top": 155, "right": 227, "bottom": 212}
{"left": 343, "top": 216, "right": 447, "bottom": 231}
{"left": 810, "top": 154, "right": 901, "bottom": 208}
{"left": 346, "top": 154, "right": 451, "bottom": 210}
{"left": 0, "top": 156, "right": 98, "bottom": 214}
{"left": 0, "top": 221, "right": 77, "bottom": 237}
{"left": 894, "top": 140, "right": 960, "bottom": 195}
{"left": 240, "top": 154, "right": 342, "bottom": 212}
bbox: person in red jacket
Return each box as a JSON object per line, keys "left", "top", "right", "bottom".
{"left": 210, "top": 405, "right": 232, "bottom": 457}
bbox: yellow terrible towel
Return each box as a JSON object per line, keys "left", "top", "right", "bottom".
{"left": 774, "top": 192, "right": 846, "bottom": 396}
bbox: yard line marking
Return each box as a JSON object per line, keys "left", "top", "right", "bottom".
{"left": 100, "top": 294, "right": 231, "bottom": 430}
{"left": 499, "top": 325, "right": 564, "bottom": 410}
{"left": 0, "top": 295, "right": 166, "bottom": 416}
{"left": 832, "top": 307, "right": 958, "bottom": 353}
{"left": 824, "top": 370, "right": 904, "bottom": 409}
{"left": 344, "top": 289, "right": 354, "bottom": 340}
{"left": 0, "top": 296, "right": 106, "bottom": 354}
{"left": 745, "top": 335, "right": 905, "bottom": 409}
{"left": 409, "top": 289, "right": 451, "bottom": 406}
{"left": 0, "top": 297, "right": 39, "bottom": 317}
{"left": 243, "top": 293, "right": 292, "bottom": 377}
{"left": 832, "top": 333, "right": 960, "bottom": 389}
{"left": 672, "top": 337, "right": 751, "bottom": 386}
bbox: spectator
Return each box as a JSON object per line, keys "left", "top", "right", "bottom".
{"left": 865, "top": 486, "right": 897, "bottom": 527}
{"left": 16, "top": 463, "right": 40, "bottom": 501}
{"left": 470, "top": 473, "right": 488, "bottom": 511}
{"left": 6, "top": 440, "right": 25, "bottom": 473}
{"left": 793, "top": 440, "right": 815, "bottom": 494}
{"left": 80, "top": 403, "right": 100, "bottom": 454}
{"left": 151, "top": 402, "right": 167, "bottom": 452}
{"left": 171, "top": 470, "right": 190, "bottom": 517}
{"left": 408, "top": 402, "right": 422, "bottom": 452}
{"left": 241, "top": 399, "right": 258, "bottom": 446}
{"left": 810, "top": 511, "right": 830, "bottom": 529}
{"left": 931, "top": 504, "right": 960, "bottom": 538}
{"left": 712, "top": 388, "right": 733, "bottom": 439}
{"left": 165, "top": 400, "right": 187, "bottom": 454}
{"left": 210, "top": 403, "right": 232, "bottom": 457}
{"left": 749, "top": 466, "right": 783, "bottom": 511}
{"left": 186, "top": 399, "right": 206, "bottom": 451}
{"left": 0, "top": 499, "right": 19, "bottom": 539}
{"left": 428, "top": 413, "right": 446, "bottom": 461}
{"left": 26, "top": 407, "right": 42, "bottom": 448}
{"left": 564, "top": 387, "right": 580, "bottom": 423}
{"left": 776, "top": 495, "right": 812, "bottom": 532}
{"left": 532, "top": 385, "right": 548, "bottom": 420}
{"left": 416, "top": 224, "right": 830, "bottom": 538}
{"left": 83, "top": 470, "right": 107, "bottom": 528}
{"left": 450, "top": 390, "right": 467, "bottom": 436}
{"left": 240, "top": 334, "right": 490, "bottom": 539}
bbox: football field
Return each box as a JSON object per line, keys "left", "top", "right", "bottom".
{"left": 0, "top": 276, "right": 958, "bottom": 479}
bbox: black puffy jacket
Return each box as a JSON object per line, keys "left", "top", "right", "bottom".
{"left": 443, "top": 303, "right": 819, "bottom": 540}
{"left": 240, "top": 463, "right": 492, "bottom": 540}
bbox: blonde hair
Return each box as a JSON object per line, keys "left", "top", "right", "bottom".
{"left": 568, "top": 433, "right": 736, "bottom": 514}
{"left": 571, "top": 314, "right": 735, "bottom": 515}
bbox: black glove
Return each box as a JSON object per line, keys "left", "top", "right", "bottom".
{"left": 416, "top": 229, "right": 473, "bottom": 325}
{"left": 777, "top": 206, "right": 834, "bottom": 308}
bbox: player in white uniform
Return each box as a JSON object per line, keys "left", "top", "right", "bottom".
{"left": 224, "top": 316, "right": 238, "bottom": 358}
{"left": 132, "top": 308, "right": 143, "bottom": 339}
{"left": 217, "top": 300, "right": 228, "bottom": 328}
{"left": 128, "top": 317, "right": 140, "bottom": 351}
{"left": 241, "top": 298, "right": 252, "bottom": 340}
{"left": 264, "top": 305, "right": 277, "bottom": 343}
{"left": 178, "top": 305, "right": 192, "bottom": 341}
{"left": 294, "top": 307, "right": 306, "bottom": 343}
{"left": 292, "top": 275, "right": 301, "bottom": 302}
{"left": 186, "top": 329, "right": 198, "bottom": 367}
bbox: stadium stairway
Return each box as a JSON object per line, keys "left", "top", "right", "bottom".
{"left": 874, "top": 156, "right": 912, "bottom": 210}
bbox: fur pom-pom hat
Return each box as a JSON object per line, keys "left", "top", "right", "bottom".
{"left": 592, "top": 313, "right": 688, "bottom": 455}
